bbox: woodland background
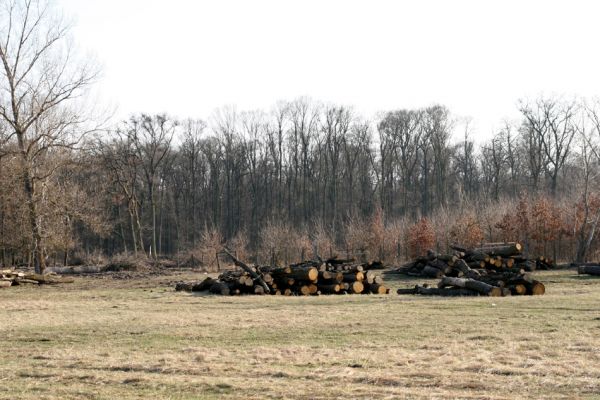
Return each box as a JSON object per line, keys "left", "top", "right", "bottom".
{"left": 3, "top": 96, "right": 600, "bottom": 268}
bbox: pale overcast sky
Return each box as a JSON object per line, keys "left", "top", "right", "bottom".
{"left": 58, "top": 0, "right": 600, "bottom": 140}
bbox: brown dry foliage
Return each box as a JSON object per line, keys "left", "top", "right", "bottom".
{"left": 258, "top": 221, "right": 311, "bottom": 265}
{"left": 449, "top": 213, "right": 484, "bottom": 248}
{"left": 406, "top": 217, "right": 436, "bottom": 258}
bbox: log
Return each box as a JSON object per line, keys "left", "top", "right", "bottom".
{"left": 578, "top": 265, "right": 600, "bottom": 276}
{"left": 299, "top": 285, "right": 312, "bottom": 296}
{"left": 524, "top": 280, "right": 545, "bottom": 295}
{"left": 23, "top": 274, "right": 74, "bottom": 284}
{"left": 343, "top": 272, "right": 364, "bottom": 282}
{"left": 472, "top": 242, "right": 522, "bottom": 257}
{"left": 318, "top": 283, "right": 340, "bottom": 293}
{"left": 209, "top": 282, "right": 230, "bottom": 295}
{"left": 396, "top": 287, "right": 417, "bottom": 295}
{"left": 348, "top": 281, "right": 364, "bottom": 294}
{"left": 438, "top": 277, "right": 502, "bottom": 296}
{"left": 367, "top": 283, "right": 387, "bottom": 294}
{"left": 416, "top": 286, "right": 479, "bottom": 296}
{"left": 0, "top": 280, "right": 11, "bottom": 288}
{"left": 509, "top": 284, "right": 527, "bottom": 295}
{"left": 288, "top": 266, "right": 319, "bottom": 281}
{"left": 13, "top": 278, "right": 40, "bottom": 285}
{"left": 222, "top": 248, "right": 270, "bottom": 294}
{"left": 428, "top": 259, "right": 451, "bottom": 273}
{"left": 422, "top": 266, "right": 444, "bottom": 278}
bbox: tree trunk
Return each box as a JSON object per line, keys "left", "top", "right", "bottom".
{"left": 17, "top": 139, "right": 45, "bottom": 274}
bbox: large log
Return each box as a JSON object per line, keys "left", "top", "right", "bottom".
{"left": 524, "top": 280, "right": 545, "bottom": 295}
{"left": 422, "top": 266, "right": 444, "bottom": 278}
{"left": 509, "top": 284, "right": 527, "bottom": 295}
{"left": 287, "top": 266, "right": 319, "bottom": 281}
{"left": 23, "top": 274, "right": 74, "bottom": 284}
{"left": 472, "top": 242, "right": 522, "bottom": 257}
{"left": 578, "top": 265, "right": 600, "bottom": 276}
{"left": 348, "top": 281, "right": 364, "bottom": 294}
{"left": 222, "top": 248, "right": 270, "bottom": 294}
{"left": 209, "top": 282, "right": 231, "bottom": 295}
{"left": 438, "top": 277, "right": 502, "bottom": 296}
{"left": 343, "top": 272, "right": 364, "bottom": 282}
{"left": 417, "top": 286, "right": 479, "bottom": 296}
{"left": 0, "top": 280, "right": 11, "bottom": 288}
{"left": 367, "top": 283, "right": 387, "bottom": 294}
{"left": 318, "top": 283, "right": 340, "bottom": 293}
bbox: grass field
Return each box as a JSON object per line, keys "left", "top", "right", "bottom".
{"left": 1, "top": 269, "right": 600, "bottom": 399}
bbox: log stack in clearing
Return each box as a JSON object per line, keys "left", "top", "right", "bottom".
{"left": 394, "top": 242, "right": 545, "bottom": 297}
{"left": 394, "top": 242, "right": 549, "bottom": 276}
{"left": 0, "top": 269, "right": 74, "bottom": 287}
{"left": 175, "top": 253, "right": 390, "bottom": 296}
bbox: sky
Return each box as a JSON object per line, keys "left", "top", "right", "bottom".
{"left": 57, "top": 0, "right": 600, "bottom": 141}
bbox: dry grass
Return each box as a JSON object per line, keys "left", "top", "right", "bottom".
{"left": 1, "top": 270, "right": 600, "bottom": 399}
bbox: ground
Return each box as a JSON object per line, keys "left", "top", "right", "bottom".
{"left": 0, "top": 269, "right": 599, "bottom": 400}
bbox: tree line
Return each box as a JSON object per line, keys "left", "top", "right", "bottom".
{"left": 2, "top": 0, "right": 600, "bottom": 272}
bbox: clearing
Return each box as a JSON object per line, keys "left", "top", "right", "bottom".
{"left": 0, "top": 269, "right": 599, "bottom": 399}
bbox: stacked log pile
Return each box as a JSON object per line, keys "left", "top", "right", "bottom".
{"left": 175, "top": 252, "right": 390, "bottom": 296}
{"left": 394, "top": 242, "right": 545, "bottom": 297}
{"left": 0, "top": 270, "right": 75, "bottom": 287}
{"left": 394, "top": 242, "right": 550, "bottom": 277}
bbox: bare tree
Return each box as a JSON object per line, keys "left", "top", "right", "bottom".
{"left": 128, "top": 114, "right": 176, "bottom": 259}
{"left": 519, "top": 97, "right": 578, "bottom": 196}
{"left": 0, "top": 0, "right": 98, "bottom": 272}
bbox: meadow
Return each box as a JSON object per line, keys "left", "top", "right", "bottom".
{"left": 1, "top": 270, "right": 599, "bottom": 399}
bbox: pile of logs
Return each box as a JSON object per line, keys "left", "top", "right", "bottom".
{"left": 0, "top": 269, "right": 75, "bottom": 287}
{"left": 393, "top": 242, "right": 550, "bottom": 278}
{"left": 394, "top": 242, "right": 545, "bottom": 297}
{"left": 397, "top": 273, "right": 545, "bottom": 297}
{"left": 577, "top": 264, "right": 600, "bottom": 277}
{"left": 175, "top": 251, "right": 390, "bottom": 296}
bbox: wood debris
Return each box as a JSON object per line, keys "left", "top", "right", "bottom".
{"left": 0, "top": 269, "right": 75, "bottom": 287}
{"left": 394, "top": 242, "right": 545, "bottom": 297}
{"left": 175, "top": 251, "right": 389, "bottom": 296}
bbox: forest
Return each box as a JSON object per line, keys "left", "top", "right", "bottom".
{"left": 3, "top": 95, "right": 600, "bottom": 271}
{"left": 2, "top": 1, "right": 600, "bottom": 273}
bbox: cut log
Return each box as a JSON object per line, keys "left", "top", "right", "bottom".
{"left": 222, "top": 248, "right": 270, "bottom": 294}
{"left": 343, "top": 272, "right": 364, "bottom": 282}
{"left": 288, "top": 266, "right": 319, "bottom": 281}
{"left": 509, "top": 284, "right": 527, "bottom": 295}
{"left": 472, "top": 242, "right": 522, "bottom": 257}
{"left": 0, "top": 280, "right": 12, "bottom": 288}
{"left": 422, "top": 265, "right": 445, "bottom": 278}
{"left": 299, "top": 285, "right": 312, "bottom": 296}
{"left": 318, "top": 283, "right": 340, "bottom": 293}
{"left": 23, "top": 274, "right": 74, "bottom": 284}
{"left": 578, "top": 265, "right": 600, "bottom": 276}
{"left": 438, "top": 277, "right": 502, "bottom": 296}
{"left": 209, "top": 282, "right": 231, "bottom": 296}
{"left": 368, "top": 283, "right": 387, "bottom": 294}
{"left": 397, "top": 287, "right": 417, "bottom": 295}
{"left": 524, "top": 280, "right": 545, "bottom": 295}
{"left": 348, "top": 281, "right": 364, "bottom": 294}
{"left": 416, "top": 286, "right": 479, "bottom": 296}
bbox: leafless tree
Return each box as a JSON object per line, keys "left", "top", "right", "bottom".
{"left": 0, "top": 0, "right": 99, "bottom": 272}
{"left": 519, "top": 97, "right": 578, "bottom": 196}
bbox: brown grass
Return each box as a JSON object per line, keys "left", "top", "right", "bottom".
{"left": 1, "top": 270, "right": 599, "bottom": 399}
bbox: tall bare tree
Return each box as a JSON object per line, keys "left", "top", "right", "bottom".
{"left": 0, "top": 0, "right": 98, "bottom": 272}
